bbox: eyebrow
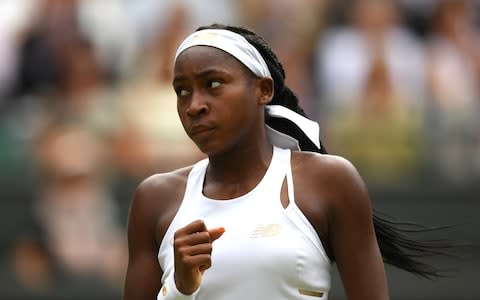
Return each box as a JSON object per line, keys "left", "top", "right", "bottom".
{"left": 172, "top": 69, "right": 230, "bottom": 85}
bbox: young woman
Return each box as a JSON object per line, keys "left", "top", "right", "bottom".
{"left": 123, "top": 24, "right": 448, "bottom": 300}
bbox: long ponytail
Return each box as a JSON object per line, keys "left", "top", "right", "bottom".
{"left": 197, "top": 23, "right": 455, "bottom": 278}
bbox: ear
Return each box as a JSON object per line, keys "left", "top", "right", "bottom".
{"left": 256, "top": 77, "right": 274, "bottom": 105}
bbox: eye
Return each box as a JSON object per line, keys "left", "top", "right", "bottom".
{"left": 180, "top": 89, "right": 191, "bottom": 96}
{"left": 175, "top": 88, "right": 190, "bottom": 97}
{"left": 208, "top": 80, "right": 222, "bottom": 89}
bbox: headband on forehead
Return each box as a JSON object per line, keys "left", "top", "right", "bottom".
{"left": 174, "top": 28, "right": 321, "bottom": 151}
{"left": 174, "top": 29, "right": 271, "bottom": 78}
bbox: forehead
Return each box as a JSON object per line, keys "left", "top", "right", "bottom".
{"left": 174, "top": 46, "right": 252, "bottom": 76}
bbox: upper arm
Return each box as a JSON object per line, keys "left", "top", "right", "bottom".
{"left": 326, "top": 157, "right": 388, "bottom": 300}
{"left": 123, "top": 180, "right": 163, "bottom": 300}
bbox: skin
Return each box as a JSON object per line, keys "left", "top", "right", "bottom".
{"left": 123, "top": 45, "right": 389, "bottom": 300}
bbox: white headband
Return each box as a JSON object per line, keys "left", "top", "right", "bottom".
{"left": 174, "top": 29, "right": 271, "bottom": 78}
{"left": 174, "top": 29, "right": 321, "bottom": 151}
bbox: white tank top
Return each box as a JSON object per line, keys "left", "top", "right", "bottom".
{"left": 158, "top": 146, "right": 332, "bottom": 299}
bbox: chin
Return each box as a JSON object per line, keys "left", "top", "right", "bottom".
{"left": 195, "top": 141, "right": 230, "bottom": 157}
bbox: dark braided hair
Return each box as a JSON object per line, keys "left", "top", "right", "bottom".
{"left": 197, "top": 23, "right": 456, "bottom": 279}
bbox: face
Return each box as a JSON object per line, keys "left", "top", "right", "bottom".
{"left": 173, "top": 46, "right": 272, "bottom": 155}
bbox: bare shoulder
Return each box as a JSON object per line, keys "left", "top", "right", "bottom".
{"left": 135, "top": 165, "right": 193, "bottom": 203}
{"left": 291, "top": 151, "right": 372, "bottom": 219}
{"left": 291, "top": 151, "right": 365, "bottom": 194}
{"left": 128, "top": 165, "right": 195, "bottom": 244}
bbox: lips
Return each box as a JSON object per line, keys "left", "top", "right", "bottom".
{"left": 189, "top": 124, "right": 215, "bottom": 136}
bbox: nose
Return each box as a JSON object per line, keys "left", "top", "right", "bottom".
{"left": 186, "top": 92, "right": 209, "bottom": 117}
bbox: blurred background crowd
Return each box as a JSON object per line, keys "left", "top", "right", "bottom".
{"left": 0, "top": 0, "right": 479, "bottom": 299}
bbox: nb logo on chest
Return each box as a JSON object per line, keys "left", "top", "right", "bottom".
{"left": 250, "top": 223, "right": 282, "bottom": 239}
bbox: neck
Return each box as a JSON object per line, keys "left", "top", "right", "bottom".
{"left": 206, "top": 140, "right": 273, "bottom": 185}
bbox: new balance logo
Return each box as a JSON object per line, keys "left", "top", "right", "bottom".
{"left": 250, "top": 223, "right": 282, "bottom": 238}
{"left": 299, "top": 288, "right": 324, "bottom": 298}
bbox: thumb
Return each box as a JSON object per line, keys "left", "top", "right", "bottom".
{"left": 208, "top": 227, "right": 225, "bottom": 242}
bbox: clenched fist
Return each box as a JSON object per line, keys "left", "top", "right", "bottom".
{"left": 173, "top": 219, "right": 225, "bottom": 294}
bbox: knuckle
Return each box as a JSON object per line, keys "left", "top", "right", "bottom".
{"left": 205, "top": 244, "right": 213, "bottom": 254}
{"left": 198, "top": 232, "right": 210, "bottom": 241}
{"left": 173, "top": 236, "right": 184, "bottom": 248}
{"left": 193, "top": 219, "right": 204, "bottom": 225}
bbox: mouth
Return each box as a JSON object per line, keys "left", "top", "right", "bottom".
{"left": 189, "top": 124, "right": 215, "bottom": 136}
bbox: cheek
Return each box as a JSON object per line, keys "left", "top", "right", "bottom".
{"left": 220, "top": 102, "right": 256, "bottom": 135}
{"left": 176, "top": 104, "right": 189, "bottom": 128}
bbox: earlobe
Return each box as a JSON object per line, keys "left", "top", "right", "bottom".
{"left": 257, "top": 77, "right": 274, "bottom": 105}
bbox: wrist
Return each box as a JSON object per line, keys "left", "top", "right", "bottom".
{"left": 158, "top": 274, "right": 199, "bottom": 300}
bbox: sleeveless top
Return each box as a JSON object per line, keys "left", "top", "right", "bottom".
{"left": 157, "top": 146, "right": 332, "bottom": 299}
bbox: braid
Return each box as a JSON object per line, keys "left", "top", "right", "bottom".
{"left": 196, "top": 24, "right": 456, "bottom": 278}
